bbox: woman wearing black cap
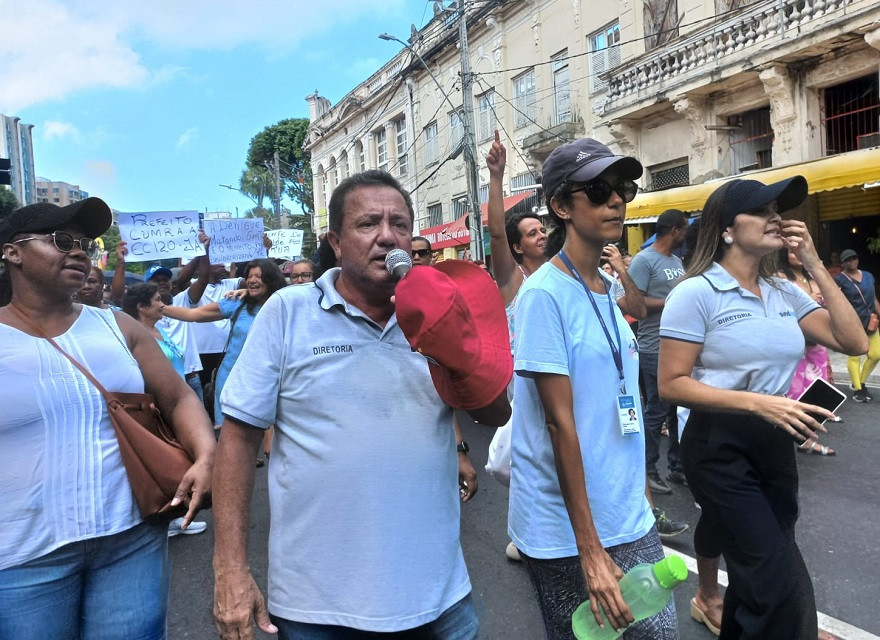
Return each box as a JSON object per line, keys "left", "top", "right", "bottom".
{"left": 510, "top": 139, "right": 671, "bottom": 639}
{"left": 0, "top": 199, "right": 215, "bottom": 639}
{"left": 658, "top": 177, "right": 867, "bottom": 638}
{"left": 833, "top": 249, "right": 880, "bottom": 403}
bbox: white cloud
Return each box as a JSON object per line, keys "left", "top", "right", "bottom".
{"left": 43, "top": 120, "right": 82, "bottom": 141}
{"left": 176, "top": 127, "right": 199, "bottom": 148}
{"left": 0, "top": 0, "right": 407, "bottom": 112}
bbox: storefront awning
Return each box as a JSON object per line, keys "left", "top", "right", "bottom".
{"left": 420, "top": 191, "right": 535, "bottom": 250}
{"left": 626, "top": 146, "right": 880, "bottom": 222}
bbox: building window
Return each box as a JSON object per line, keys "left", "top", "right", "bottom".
{"left": 375, "top": 128, "right": 388, "bottom": 172}
{"left": 479, "top": 184, "right": 489, "bottom": 204}
{"left": 553, "top": 51, "right": 572, "bottom": 125}
{"left": 588, "top": 23, "right": 621, "bottom": 94}
{"left": 356, "top": 141, "right": 366, "bottom": 172}
{"left": 477, "top": 91, "right": 495, "bottom": 142}
{"left": 729, "top": 107, "right": 773, "bottom": 173}
{"left": 395, "top": 118, "right": 408, "bottom": 177}
{"left": 449, "top": 109, "right": 464, "bottom": 149}
{"left": 647, "top": 161, "right": 690, "bottom": 191}
{"left": 425, "top": 121, "right": 439, "bottom": 164}
{"left": 822, "top": 74, "right": 880, "bottom": 156}
{"left": 428, "top": 203, "right": 443, "bottom": 226}
{"left": 513, "top": 69, "right": 537, "bottom": 128}
{"left": 452, "top": 194, "right": 468, "bottom": 219}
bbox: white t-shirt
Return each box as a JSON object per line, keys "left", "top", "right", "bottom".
{"left": 509, "top": 262, "right": 654, "bottom": 557}
{"left": 220, "top": 269, "right": 470, "bottom": 631}
{"left": 0, "top": 307, "right": 142, "bottom": 570}
{"left": 183, "top": 277, "right": 240, "bottom": 354}
{"left": 156, "top": 290, "right": 201, "bottom": 375}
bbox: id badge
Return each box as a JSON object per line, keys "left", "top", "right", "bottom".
{"left": 617, "top": 395, "right": 640, "bottom": 435}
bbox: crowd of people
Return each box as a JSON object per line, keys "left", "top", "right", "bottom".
{"left": 0, "top": 128, "right": 875, "bottom": 640}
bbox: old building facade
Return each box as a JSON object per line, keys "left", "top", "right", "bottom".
{"left": 306, "top": 0, "right": 880, "bottom": 263}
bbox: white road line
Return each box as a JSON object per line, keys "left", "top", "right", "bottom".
{"left": 662, "top": 545, "right": 880, "bottom": 640}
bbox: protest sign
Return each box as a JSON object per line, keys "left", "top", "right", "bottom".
{"left": 117, "top": 210, "right": 205, "bottom": 262}
{"left": 204, "top": 218, "right": 266, "bottom": 264}
{"left": 265, "top": 229, "right": 304, "bottom": 260}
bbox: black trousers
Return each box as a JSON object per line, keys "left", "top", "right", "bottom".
{"left": 682, "top": 410, "right": 817, "bottom": 640}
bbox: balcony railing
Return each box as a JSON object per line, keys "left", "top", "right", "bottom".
{"left": 600, "top": 0, "right": 853, "bottom": 111}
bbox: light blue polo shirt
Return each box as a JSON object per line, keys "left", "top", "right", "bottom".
{"left": 220, "top": 268, "right": 469, "bottom": 631}
{"left": 660, "top": 262, "right": 820, "bottom": 396}
{"left": 509, "top": 262, "right": 654, "bottom": 557}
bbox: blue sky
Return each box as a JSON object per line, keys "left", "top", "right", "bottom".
{"left": 1, "top": 0, "right": 432, "bottom": 215}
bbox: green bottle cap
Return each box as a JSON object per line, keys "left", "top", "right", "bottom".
{"left": 653, "top": 555, "right": 688, "bottom": 588}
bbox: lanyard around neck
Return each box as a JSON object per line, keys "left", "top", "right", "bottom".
{"left": 557, "top": 250, "right": 626, "bottom": 394}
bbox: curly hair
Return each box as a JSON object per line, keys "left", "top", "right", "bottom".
{"left": 241, "top": 258, "right": 287, "bottom": 313}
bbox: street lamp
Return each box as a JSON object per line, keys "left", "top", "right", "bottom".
{"left": 379, "top": 30, "right": 485, "bottom": 260}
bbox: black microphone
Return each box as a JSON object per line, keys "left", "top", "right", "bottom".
{"left": 385, "top": 248, "right": 413, "bottom": 280}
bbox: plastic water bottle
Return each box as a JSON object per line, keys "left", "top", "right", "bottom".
{"left": 571, "top": 555, "right": 688, "bottom": 639}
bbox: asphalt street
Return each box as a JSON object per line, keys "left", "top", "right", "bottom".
{"left": 169, "top": 381, "right": 879, "bottom": 640}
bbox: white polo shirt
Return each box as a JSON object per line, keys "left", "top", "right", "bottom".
{"left": 660, "top": 262, "right": 820, "bottom": 396}
{"left": 220, "top": 268, "right": 470, "bottom": 631}
{"left": 183, "top": 277, "right": 240, "bottom": 354}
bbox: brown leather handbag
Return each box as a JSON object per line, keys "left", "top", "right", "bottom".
{"left": 9, "top": 305, "right": 193, "bottom": 522}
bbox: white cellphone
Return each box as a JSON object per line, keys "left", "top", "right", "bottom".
{"left": 796, "top": 377, "right": 847, "bottom": 424}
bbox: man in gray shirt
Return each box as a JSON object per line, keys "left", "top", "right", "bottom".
{"left": 624, "top": 209, "right": 688, "bottom": 494}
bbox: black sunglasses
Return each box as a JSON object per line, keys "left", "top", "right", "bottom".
{"left": 11, "top": 231, "right": 101, "bottom": 259}
{"left": 412, "top": 248, "right": 431, "bottom": 258}
{"left": 568, "top": 179, "right": 639, "bottom": 205}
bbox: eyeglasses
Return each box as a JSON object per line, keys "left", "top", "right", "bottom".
{"left": 11, "top": 231, "right": 101, "bottom": 259}
{"left": 412, "top": 249, "right": 431, "bottom": 258}
{"left": 289, "top": 272, "right": 313, "bottom": 280}
{"left": 568, "top": 179, "right": 639, "bottom": 205}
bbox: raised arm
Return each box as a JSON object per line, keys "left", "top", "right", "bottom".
{"left": 110, "top": 241, "right": 128, "bottom": 304}
{"left": 174, "top": 255, "right": 201, "bottom": 293}
{"left": 606, "top": 245, "right": 646, "bottom": 319}
{"left": 186, "top": 232, "right": 214, "bottom": 305}
{"left": 163, "top": 301, "right": 224, "bottom": 323}
{"left": 784, "top": 220, "right": 868, "bottom": 356}
{"left": 486, "top": 131, "right": 522, "bottom": 304}
{"left": 534, "top": 372, "right": 633, "bottom": 632}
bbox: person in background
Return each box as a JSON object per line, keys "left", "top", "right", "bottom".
{"left": 287, "top": 259, "right": 315, "bottom": 285}
{"left": 834, "top": 249, "right": 880, "bottom": 403}
{"left": 412, "top": 236, "right": 434, "bottom": 266}
{"left": 0, "top": 198, "right": 214, "bottom": 639}
{"left": 659, "top": 177, "right": 866, "bottom": 638}
{"left": 163, "top": 259, "right": 286, "bottom": 429}
{"left": 75, "top": 264, "right": 113, "bottom": 309}
{"left": 510, "top": 138, "right": 675, "bottom": 639}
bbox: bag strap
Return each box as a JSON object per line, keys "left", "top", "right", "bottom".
{"left": 221, "top": 300, "right": 247, "bottom": 354}
{"left": 841, "top": 272, "right": 870, "bottom": 307}
{"left": 7, "top": 304, "right": 114, "bottom": 402}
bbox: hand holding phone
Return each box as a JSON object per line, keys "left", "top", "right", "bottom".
{"left": 796, "top": 378, "right": 846, "bottom": 424}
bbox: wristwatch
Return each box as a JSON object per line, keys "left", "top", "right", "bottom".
{"left": 456, "top": 441, "right": 470, "bottom": 454}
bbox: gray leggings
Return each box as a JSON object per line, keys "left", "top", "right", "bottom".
{"left": 518, "top": 529, "right": 678, "bottom": 640}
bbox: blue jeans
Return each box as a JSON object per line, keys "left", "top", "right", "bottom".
{"left": 186, "top": 373, "right": 204, "bottom": 403}
{"left": 0, "top": 521, "right": 170, "bottom": 640}
{"left": 639, "top": 351, "right": 681, "bottom": 475}
{"left": 272, "top": 593, "right": 479, "bottom": 640}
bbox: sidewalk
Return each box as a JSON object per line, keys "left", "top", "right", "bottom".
{"left": 828, "top": 349, "right": 879, "bottom": 388}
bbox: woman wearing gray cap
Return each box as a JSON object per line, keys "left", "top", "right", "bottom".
{"left": 510, "top": 138, "right": 671, "bottom": 639}
{"left": 658, "top": 177, "right": 867, "bottom": 638}
{"left": 833, "top": 249, "right": 880, "bottom": 403}
{"left": 0, "top": 199, "right": 215, "bottom": 639}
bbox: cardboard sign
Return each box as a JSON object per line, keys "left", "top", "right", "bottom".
{"left": 204, "top": 218, "right": 266, "bottom": 264}
{"left": 265, "top": 229, "right": 304, "bottom": 260}
{"left": 117, "top": 210, "right": 205, "bottom": 262}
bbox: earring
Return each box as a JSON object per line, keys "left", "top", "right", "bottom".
{"left": 723, "top": 235, "right": 733, "bottom": 245}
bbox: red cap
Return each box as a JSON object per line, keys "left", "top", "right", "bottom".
{"left": 395, "top": 261, "right": 513, "bottom": 410}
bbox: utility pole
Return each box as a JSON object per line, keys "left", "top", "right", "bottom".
{"left": 273, "top": 150, "right": 285, "bottom": 229}
{"left": 457, "top": 4, "right": 484, "bottom": 261}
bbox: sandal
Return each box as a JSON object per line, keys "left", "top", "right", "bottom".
{"left": 798, "top": 439, "right": 836, "bottom": 456}
{"left": 690, "top": 597, "right": 721, "bottom": 636}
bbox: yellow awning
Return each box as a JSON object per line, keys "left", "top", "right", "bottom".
{"left": 626, "top": 146, "right": 880, "bottom": 221}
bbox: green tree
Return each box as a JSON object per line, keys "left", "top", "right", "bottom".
{"left": 244, "top": 206, "right": 277, "bottom": 230}
{"left": 0, "top": 187, "right": 20, "bottom": 217}
{"left": 246, "top": 118, "right": 314, "bottom": 216}
{"left": 238, "top": 167, "right": 274, "bottom": 210}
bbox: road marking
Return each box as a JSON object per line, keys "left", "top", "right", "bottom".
{"left": 662, "top": 546, "right": 880, "bottom": 640}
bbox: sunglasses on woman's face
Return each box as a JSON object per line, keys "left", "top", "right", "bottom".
{"left": 568, "top": 179, "right": 639, "bottom": 206}
{"left": 412, "top": 248, "right": 431, "bottom": 258}
{"left": 11, "top": 231, "right": 101, "bottom": 259}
